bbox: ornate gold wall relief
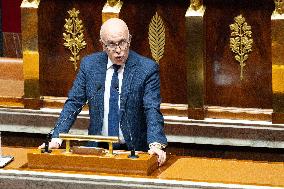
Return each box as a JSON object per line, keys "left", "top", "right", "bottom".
{"left": 102, "top": 0, "right": 123, "bottom": 23}
{"left": 190, "top": 0, "right": 203, "bottom": 11}
{"left": 274, "top": 0, "right": 284, "bottom": 15}
{"left": 103, "top": 0, "right": 123, "bottom": 13}
{"left": 229, "top": 15, "right": 253, "bottom": 80}
{"left": 63, "top": 8, "right": 87, "bottom": 71}
{"left": 21, "top": 0, "right": 40, "bottom": 8}
{"left": 107, "top": 0, "right": 121, "bottom": 7}
{"left": 148, "top": 12, "right": 165, "bottom": 63}
{"left": 186, "top": 0, "right": 205, "bottom": 16}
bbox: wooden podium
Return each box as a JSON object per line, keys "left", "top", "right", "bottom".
{"left": 27, "top": 149, "right": 158, "bottom": 176}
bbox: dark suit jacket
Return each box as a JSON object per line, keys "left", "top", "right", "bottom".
{"left": 52, "top": 50, "right": 167, "bottom": 151}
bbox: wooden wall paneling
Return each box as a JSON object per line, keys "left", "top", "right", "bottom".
{"left": 0, "top": 58, "right": 24, "bottom": 100}
{"left": 38, "top": 0, "right": 188, "bottom": 105}
{"left": 120, "top": 0, "right": 188, "bottom": 104}
{"left": 1, "top": 0, "right": 22, "bottom": 58}
{"left": 39, "top": 0, "right": 105, "bottom": 97}
{"left": 204, "top": 0, "right": 274, "bottom": 109}
{"left": 2, "top": 32, "right": 22, "bottom": 58}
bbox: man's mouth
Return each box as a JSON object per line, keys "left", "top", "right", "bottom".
{"left": 115, "top": 56, "right": 123, "bottom": 60}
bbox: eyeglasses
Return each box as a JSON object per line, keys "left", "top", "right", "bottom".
{"left": 103, "top": 40, "right": 130, "bottom": 52}
{"left": 100, "top": 35, "right": 131, "bottom": 52}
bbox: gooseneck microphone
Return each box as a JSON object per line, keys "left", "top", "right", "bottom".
{"left": 42, "top": 132, "right": 52, "bottom": 153}
{"left": 125, "top": 115, "right": 139, "bottom": 159}
{"left": 42, "top": 83, "right": 102, "bottom": 153}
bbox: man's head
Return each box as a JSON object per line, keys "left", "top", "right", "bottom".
{"left": 100, "top": 18, "right": 131, "bottom": 65}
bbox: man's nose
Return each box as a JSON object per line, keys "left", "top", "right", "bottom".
{"left": 114, "top": 45, "right": 122, "bottom": 53}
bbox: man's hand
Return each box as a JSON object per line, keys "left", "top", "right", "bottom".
{"left": 148, "top": 146, "right": 166, "bottom": 166}
{"left": 38, "top": 141, "right": 60, "bottom": 149}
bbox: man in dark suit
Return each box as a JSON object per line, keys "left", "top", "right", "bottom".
{"left": 39, "top": 18, "right": 167, "bottom": 166}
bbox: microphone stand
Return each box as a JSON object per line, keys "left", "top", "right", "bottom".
{"left": 126, "top": 120, "right": 139, "bottom": 159}
{"left": 42, "top": 132, "right": 52, "bottom": 153}
{"left": 128, "top": 149, "right": 139, "bottom": 159}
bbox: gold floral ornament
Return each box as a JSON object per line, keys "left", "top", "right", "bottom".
{"left": 107, "top": 0, "right": 121, "bottom": 7}
{"left": 230, "top": 14, "right": 253, "bottom": 80}
{"left": 190, "top": 0, "right": 203, "bottom": 11}
{"left": 148, "top": 12, "right": 165, "bottom": 63}
{"left": 274, "top": 0, "right": 284, "bottom": 15}
{"left": 63, "top": 8, "right": 87, "bottom": 71}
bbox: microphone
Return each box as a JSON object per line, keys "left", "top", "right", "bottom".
{"left": 42, "top": 83, "right": 102, "bottom": 153}
{"left": 123, "top": 111, "right": 139, "bottom": 159}
{"left": 42, "top": 132, "right": 52, "bottom": 153}
{"left": 127, "top": 130, "right": 139, "bottom": 159}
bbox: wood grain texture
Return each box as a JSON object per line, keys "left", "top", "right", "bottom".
{"left": 204, "top": 0, "right": 274, "bottom": 109}
{"left": 2, "top": 32, "right": 22, "bottom": 58}
{"left": 3, "top": 146, "right": 284, "bottom": 188}
{"left": 39, "top": 0, "right": 105, "bottom": 97}
{"left": 120, "top": 0, "right": 188, "bottom": 104}
{"left": 39, "top": 0, "right": 188, "bottom": 104}
{"left": 27, "top": 149, "right": 158, "bottom": 176}
{"left": 159, "top": 157, "right": 284, "bottom": 187}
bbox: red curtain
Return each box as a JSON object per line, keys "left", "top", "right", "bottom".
{"left": 2, "top": 0, "right": 22, "bottom": 32}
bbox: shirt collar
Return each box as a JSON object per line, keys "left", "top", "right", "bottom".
{"left": 107, "top": 57, "right": 125, "bottom": 70}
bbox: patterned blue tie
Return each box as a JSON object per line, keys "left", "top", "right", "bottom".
{"left": 108, "top": 64, "right": 121, "bottom": 136}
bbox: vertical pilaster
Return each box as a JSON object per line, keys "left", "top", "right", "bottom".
{"left": 21, "top": 0, "right": 42, "bottom": 109}
{"left": 102, "top": 0, "right": 123, "bottom": 23}
{"left": 185, "top": 1, "right": 206, "bottom": 120}
{"left": 271, "top": 3, "right": 284, "bottom": 123}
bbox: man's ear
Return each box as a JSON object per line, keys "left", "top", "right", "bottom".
{"left": 128, "top": 34, "right": 132, "bottom": 43}
{"left": 100, "top": 41, "right": 107, "bottom": 51}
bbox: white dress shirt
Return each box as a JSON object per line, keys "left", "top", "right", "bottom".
{"left": 102, "top": 58, "right": 125, "bottom": 143}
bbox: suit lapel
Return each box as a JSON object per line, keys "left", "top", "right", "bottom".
{"left": 92, "top": 52, "right": 108, "bottom": 130}
{"left": 120, "top": 51, "right": 138, "bottom": 107}
{"left": 119, "top": 51, "right": 138, "bottom": 134}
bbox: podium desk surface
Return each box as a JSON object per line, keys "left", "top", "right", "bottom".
{"left": 1, "top": 146, "right": 284, "bottom": 189}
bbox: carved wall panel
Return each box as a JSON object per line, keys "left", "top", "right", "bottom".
{"left": 120, "top": 0, "right": 188, "bottom": 104}
{"left": 204, "top": 0, "right": 274, "bottom": 109}
{"left": 39, "top": 0, "right": 188, "bottom": 104}
{"left": 39, "top": 0, "right": 105, "bottom": 96}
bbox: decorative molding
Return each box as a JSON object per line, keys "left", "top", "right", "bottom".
{"left": 189, "top": 0, "right": 203, "bottom": 11}
{"left": 229, "top": 15, "right": 253, "bottom": 80}
{"left": 21, "top": 0, "right": 40, "bottom": 8}
{"left": 148, "top": 12, "right": 165, "bottom": 64}
{"left": 102, "top": 0, "right": 123, "bottom": 13}
{"left": 274, "top": 0, "right": 284, "bottom": 15}
{"left": 63, "top": 8, "right": 87, "bottom": 71}
{"left": 107, "top": 0, "right": 121, "bottom": 7}
{"left": 185, "top": 0, "right": 205, "bottom": 16}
